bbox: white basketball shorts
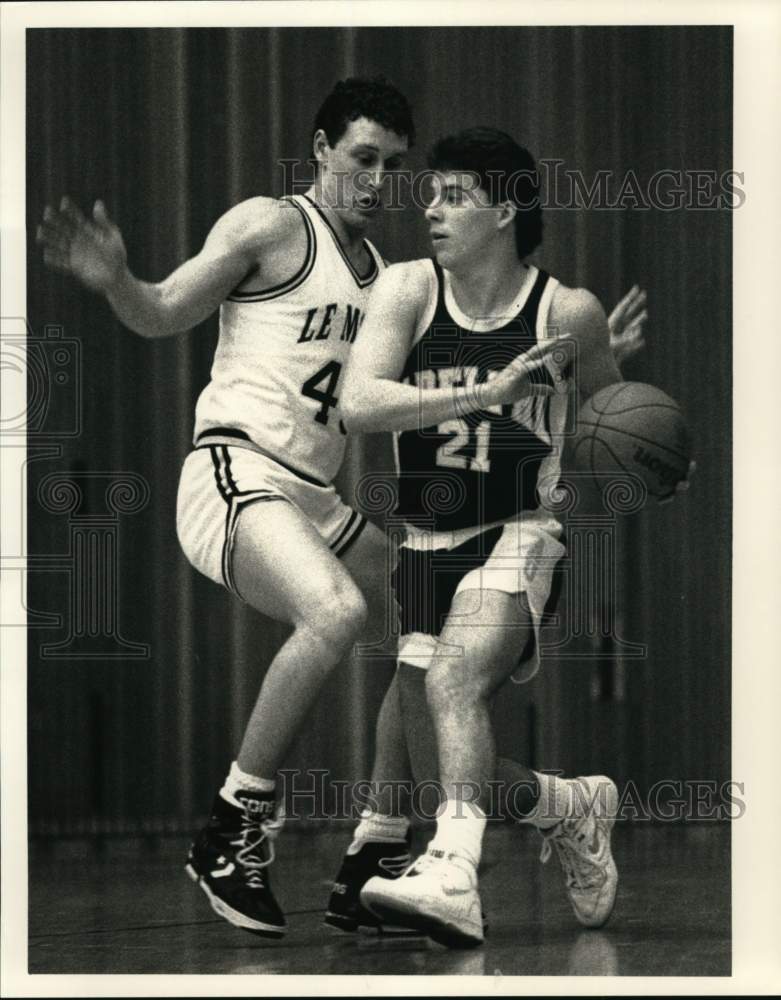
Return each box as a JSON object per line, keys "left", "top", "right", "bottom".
{"left": 176, "top": 444, "right": 367, "bottom": 598}
{"left": 394, "top": 510, "right": 566, "bottom": 682}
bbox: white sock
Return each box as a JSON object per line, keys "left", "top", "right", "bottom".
{"left": 220, "top": 760, "right": 276, "bottom": 807}
{"left": 520, "top": 772, "right": 579, "bottom": 829}
{"left": 353, "top": 809, "right": 409, "bottom": 844}
{"left": 427, "top": 798, "right": 486, "bottom": 868}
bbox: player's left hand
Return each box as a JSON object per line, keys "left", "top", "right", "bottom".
{"left": 658, "top": 460, "right": 697, "bottom": 505}
{"left": 608, "top": 285, "right": 647, "bottom": 365}
{"left": 482, "top": 337, "right": 565, "bottom": 408}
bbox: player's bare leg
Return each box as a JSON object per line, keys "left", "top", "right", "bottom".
{"left": 428, "top": 591, "right": 535, "bottom": 804}
{"left": 361, "top": 589, "right": 618, "bottom": 945}
{"left": 324, "top": 673, "right": 416, "bottom": 933}
{"left": 232, "top": 500, "right": 370, "bottom": 775}
{"left": 396, "top": 660, "right": 540, "bottom": 819}
{"left": 326, "top": 595, "right": 538, "bottom": 935}
{"left": 188, "top": 499, "right": 371, "bottom": 939}
{"left": 361, "top": 590, "right": 521, "bottom": 946}
{"left": 325, "top": 527, "right": 416, "bottom": 933}
{"left": 339, "top": 518, "right": 413, "bottom": 817}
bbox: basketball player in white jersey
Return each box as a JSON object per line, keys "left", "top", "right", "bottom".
{"left": 37, "top": 80, "right": 568, "bottom": 940}
{"left": 341, "top": 128, "right": 630, "bottom": 948}
{"left": 35, "top": 77, "right": 416, "bottom": 937}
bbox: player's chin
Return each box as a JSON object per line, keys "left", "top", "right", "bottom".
{"left": 431, "top": 239, "right": 455, "bottom": 266}
{"left": 350, "top": 201, "right": 383, "bottom": 226}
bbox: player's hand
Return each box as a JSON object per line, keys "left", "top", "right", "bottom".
{"left": 658, "top": 460, "right": 697, "bottom": 505}
{"left": 37, "top": 197, "right": 127, "bottom": 293}
{"left": 608, "top": 285, "right": 647, "bottom": 365}
{"left": 481, "top": 337, "right": 567, "bottom": 407}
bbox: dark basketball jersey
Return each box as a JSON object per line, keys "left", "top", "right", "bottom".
{"left": 394, "top": 260, "right": 569, "bottom": 532}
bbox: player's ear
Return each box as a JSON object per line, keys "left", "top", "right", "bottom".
{"left": 312, "top": 128, "right": 331, "bottom": 167}
{"left": 497, "top": 200, "right": 517, "bottom": 232}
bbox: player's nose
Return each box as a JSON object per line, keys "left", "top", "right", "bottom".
{"left": 364, "top": 167, "right": 385, "bottom": 191}
{"left": 371, "top": 167, "right": 390, "bottom": 191}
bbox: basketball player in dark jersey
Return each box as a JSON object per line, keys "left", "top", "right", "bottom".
{"left": 40, "top": 82, "right": 651, "bottom": 943}
{"left": 341, "top": 129, "right": 632, "bottom": 947}
{"left": 324, "top": 282, "right": 652, "bottom": 939}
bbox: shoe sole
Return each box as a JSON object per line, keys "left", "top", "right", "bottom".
{"left": 324, "top": 910, "right": 422, "bottom": 936}
{"left": 361, "top": 891, "right": 483, "bottom": 950}
{"left": 185, "top": 863, "right": 287, "bottom": 938}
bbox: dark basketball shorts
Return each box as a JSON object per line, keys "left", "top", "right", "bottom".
{"left": 394, "top": 511, "right": 565, "bottom": 683}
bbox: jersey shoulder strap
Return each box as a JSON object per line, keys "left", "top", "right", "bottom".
{"left": 226, "top": 196, "right": 316, "bottom": 303}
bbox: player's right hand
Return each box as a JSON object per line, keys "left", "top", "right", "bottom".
{"left": 37, "top": 197, "right": 127, "bottom": 293}
{"left": 658, "top": 459, "right": 697, "bottom": 505}
{"left": 608, "top": 285, "right": 647, "bottom": 365}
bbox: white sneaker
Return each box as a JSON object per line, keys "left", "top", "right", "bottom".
{"left": 360, "top": 848, "right": 484, "bottom": 948}
{"left": 539, "top": 775, "right": 618, "bottom": 928}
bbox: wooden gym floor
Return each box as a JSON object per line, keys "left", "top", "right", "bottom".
{"left": 28, "top": 822, "right": 729, "bottom": 977}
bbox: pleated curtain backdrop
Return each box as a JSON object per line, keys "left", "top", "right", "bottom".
{"left": 26, "top": 27, "right": 731, "bottom": 834}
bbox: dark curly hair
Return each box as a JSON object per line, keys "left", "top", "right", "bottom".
{"left": 312, "top": 76, "right": 415, "bottom": 149}
{"left": 428, "top": 127, "right": 543, "bottom": 259}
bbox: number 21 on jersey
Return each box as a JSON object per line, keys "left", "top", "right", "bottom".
{"left": 437, "top": 418, "right": 492, "bottom": 473}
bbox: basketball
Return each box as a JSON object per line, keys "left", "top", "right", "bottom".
{"left": 572, "top": 382, "right": 691, "bottom": 500}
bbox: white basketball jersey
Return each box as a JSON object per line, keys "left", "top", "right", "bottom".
{"left": 193, "top": 194, "right": 384, "bottom": 484}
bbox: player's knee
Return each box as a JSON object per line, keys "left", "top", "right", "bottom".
{"left": 307, "top": 583, "right": 367, "bottom": 652}
{"left": 358, "top": 592, "right": 399, "bottom": 649}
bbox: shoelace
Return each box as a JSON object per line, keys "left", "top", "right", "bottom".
{"left": 405, "top": 849, "right": 475, "bottom": 886}
{"left": 539, "top": 816, "right": 605, "bottom": 891}
{"left": 231, "top": 807, "right": 285, "bottom": 889}
{"left": 406, "top": 851, "right": 439, "bottom": 875}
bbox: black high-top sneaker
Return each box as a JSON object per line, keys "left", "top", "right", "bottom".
{"left": 325, "top": 833, "right": 413, "bottom": 934}
{"left": 185, "top": 790, "right": 287, "bottom": 937}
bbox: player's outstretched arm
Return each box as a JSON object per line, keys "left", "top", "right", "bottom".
{"left": 37, "top": 197, "right": 286, "bottom": 338}
{"left": 342, "top": 264, "right": 557, "bottom": 433}
{"left": 551, "top": 286, "right": 622, "bottom": 401}
{"left": 341, "top": 264, "right": 426, "bottom": 431}
{"left": 608, "top": 285, "right": 648, "bottom": 365}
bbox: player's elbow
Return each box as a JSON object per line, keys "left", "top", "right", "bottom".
{"left": 132, "top": 316, "right": 185, "bottom": 339}
{"left": 143, "top": 284, "right": 198, "bottom": 337}
{"left": 113, "top": 286, "right": 185, "bottom": 339}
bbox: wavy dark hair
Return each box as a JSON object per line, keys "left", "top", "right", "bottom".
{"left": 428, "top": 127, "right": 543, "bottom": 259}
{"left": 312, "top": 76, "right": 415, "bottom": 149}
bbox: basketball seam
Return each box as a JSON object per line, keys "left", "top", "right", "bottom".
{"left": 590, "top": 386, "right": 625, "bottom": 486}
{"left": 590, "top": 382, "right": 678, "bottom": 416}
{"left": 595, "top": 435, "right": 664, "bottom": 496}
{"left": 594, "top": 402, "right": 680, "bottom": 415}
{"left": 576, "top": 421, "right": 689, "bottom": 464}
{"left": 598, "top": 381, "right": 634, "bottom": 414}
{"left": 590, "top": 382, "right": 626, "bottom": 489}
